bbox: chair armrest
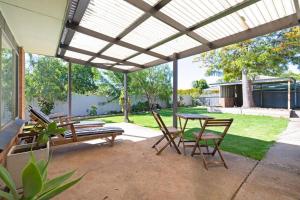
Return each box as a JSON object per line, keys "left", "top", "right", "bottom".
{"left": 57, "top": 121, "right": 80, "bottom": 127}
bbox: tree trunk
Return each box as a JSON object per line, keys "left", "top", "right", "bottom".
{"left": 242, "top": 68, "right": 255, "bottom": 108}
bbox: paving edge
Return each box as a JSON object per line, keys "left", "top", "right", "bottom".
{"left": 231, "top": 161, "right": 260, "bottom": 200}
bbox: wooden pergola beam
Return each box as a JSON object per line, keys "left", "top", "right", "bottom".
{"left": 125, "top": 0, "right": 210, "bottom": 45}
{"left": 144, "top": 14, "right": 299, "bottom": 68}
{"left": 59, "top": 0, "right": 90, "bottom": 57}
{"left": 58, "top": 55, "right": 127, "bottom": 73}
{"left": 60, "top": 45, "right": 145, "bottom": 69}
{"left": 86, "top": 0, "right": 172, "bottom": 64}
{"left": 294, "top": 0, "right": 300, "bottom": 21}
{"left": 118, "top": 0, "right": 260, "bottom": 65}
{"left": 66, "top": 23, "right": 169, "bottom": 61}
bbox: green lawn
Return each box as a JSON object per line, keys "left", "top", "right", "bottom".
{"left": 92, "top": 107, "right": 288, "bottom": 160}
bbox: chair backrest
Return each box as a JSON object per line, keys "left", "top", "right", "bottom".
{"left": 198, "top": 118, "right": 233, "bottom": 139}
{"left": 152, "top": 111, "right": 168, "bottom": 134}
{"left": 29, "top": 107, "right": 52, "bottom": 124}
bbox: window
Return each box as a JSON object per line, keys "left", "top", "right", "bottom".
{"left": 0, "top": 33, "right": 17, "bottom": 127}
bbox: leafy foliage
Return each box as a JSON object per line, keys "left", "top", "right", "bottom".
{"left": 192, "top": 79, "right": 208, "bottom": 93}
{"left": 131, "top": 101, "right": 149, "bottom": 112}
{"left": 86, "top": 105, "right": 98, "bottom": 116}
{"left": 197, "top": 27, "right": 300, "bottom": 82}
{"left": 98, "top": 65, "right": 172, "bottom": 110}
{"left": 36, "top": 122, "right": 66, "bottom": 146}
{"left": 130, "top": 64, "right": 172, "bottom": 109}
{"left": 26, "top": 55, "right": 68, "bottom": 115}
{"left": 71, "top": 64, "right": 100, "bottom": 95}
{"left": 26, "top": 54, "right": 101, "bottom": 114}
{"left": 178, "top": 88, "right": 200, "bottom": 97}
{"left": 0, "top": 153, "right": 82, "bottom": 200}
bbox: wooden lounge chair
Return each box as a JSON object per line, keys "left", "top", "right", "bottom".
{"left": 191, "top": 118, "right": 233, "bottom": 170}
{"left": 28, "top": 106, "right": 105, "bottom": 128}
{"left": 28, "top": 107, "right": 124, "bottom": 147}
{"left": 151, "top": 111, "right": 181, "bottom": 155}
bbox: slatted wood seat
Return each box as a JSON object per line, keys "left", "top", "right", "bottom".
{"left": 29, "top": 106, "right": 105, "bottom": 128}
{"left": 28, "top": 107, "right": 124, "bottom": 147}
{"left": 191, "top": 119, "right": 233, "bottom": 170}
{"left": 151, "top": 111, "right": 181, "bottom": 155}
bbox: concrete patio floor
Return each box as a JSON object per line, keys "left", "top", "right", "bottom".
{"left": 48, "top": 122, "right": 300, "bottom": 200}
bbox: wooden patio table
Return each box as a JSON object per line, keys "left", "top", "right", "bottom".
{"left": 176, "top": 113, "right": 214, "bottom": 155}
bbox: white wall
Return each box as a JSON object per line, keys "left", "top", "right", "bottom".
{"left": 178, "top": 95, "right": 193, "bottom": 106}
{"left": 27, "top": 93, "right": 175, "bottom": 117}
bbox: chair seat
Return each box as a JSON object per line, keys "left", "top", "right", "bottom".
{"left": 193, "top": 132, "right": 222, "bottom": 140}
{"left": 64, "top": 127, "right": 124, "bottom": 138}
{"left": 166, "top": 126, "right": 182, "bottom": 134}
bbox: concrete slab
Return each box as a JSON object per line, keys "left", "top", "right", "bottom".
{"left": 48, "top": 123, "right": 257, "bottom": 200}
{"left": 234, "top": 119, "right": 300, "bottom": 200}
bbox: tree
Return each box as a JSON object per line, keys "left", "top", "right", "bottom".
{"left": 26, "top": 55, "right": 68, "bottom": 114}
{"left": 192, "top": 79, "right": 208, "bottom": 93}
{"left": 71, "top": 64, "right": 100, "bottom": 95}
{"left": 97, "top": 70, "right": 125, "bottom": 101}
{"left": 130, "top": 64, "right": 172, "bottom": 110}
{"left": 196, "top": 26, "right": 300, "bottom": 108}
{"left": 97, "top": 64, "right": 172, "bottom": 111}
{"left": 26, "top": 54, "right": 101, "bottom": 114}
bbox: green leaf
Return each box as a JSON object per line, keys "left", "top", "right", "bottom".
{"left": 37, "top": 176, "right": 83, "bottom": 200}
{"left": 35, "top": 160, "right": 48, "bottom": 182}
{"left": 37, "top": 133, "right": 48, "bottom": 145}
{"left": 47, "top": 122, "right": 57, "bottom": 132}
{"left": 42, "top": 171, "right": 75, "bottom": 194}
{"left": 0, "top": 165, "right": 19, "bottom": 199}
{"left": 22, "top": 161, "right": 43, "bottom": 199}
{"left": 0, "top": 190, "right": 14, "bottom": 200}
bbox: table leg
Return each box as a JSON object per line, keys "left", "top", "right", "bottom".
{"left": 181, "top": 119, "right": 188, "bottom": 155}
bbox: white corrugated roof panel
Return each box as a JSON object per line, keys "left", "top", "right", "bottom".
{"left": 65, "top": 50, "right": 91, "bottom": 61}
{"left": 80, "top": 0, "right": 144, "bottom": 38}
{"left": 121, "top": 17, "right": 178, "bottom": 48}
{"left": 113, "top": 65, "right": 138, "bottom": 71}
{"left": 128, "top": 54, "right": 158, "bottom": 65}
{"left": 151, "top": 35, "right": 201, "bottom": 56}
{"left": 70, "top": 32, "right": 108, "bottom": 53}
{"left": 91, "top": 57, "right": 116, "bottom": 64}
{"left": 102, "top": 44, "right": 138, "bottom": 60}
{"left": 195, "top": 0, "right": 296, "bottom": 42}
{"left": 160, "top": 0, "right": 244, "bottom": 27}
{"left": 143, "top": 0, "right": 160, "bottom": 6}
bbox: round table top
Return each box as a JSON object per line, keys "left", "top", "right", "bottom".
{"left": 176, "top": 113, "right": 214, "bottom": 120}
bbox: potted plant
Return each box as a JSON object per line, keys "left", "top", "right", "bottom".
{"left": 0, "top": 153, "right": 83, "bottom": 199}
{"left": 6, "top": 122, "right": 65, "bottom": 189}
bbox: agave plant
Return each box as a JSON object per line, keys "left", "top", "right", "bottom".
{"left": 0, "top": 153, "right": 83, "bottom": 200}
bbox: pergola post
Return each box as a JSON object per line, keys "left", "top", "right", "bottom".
{"left": 173, "top": 53, "right": 178, "bottom": 128}
{"left": 288, "top": 79, "right": 291, "bottom": 110}
{"left": 18, "top": 47, "right": 25, "bottom": 119}
{"left": 124, "top": 73, "right": 129, "bottom": 123}
{"left": 68, "top": 62, "right": 72, "bottom": 116}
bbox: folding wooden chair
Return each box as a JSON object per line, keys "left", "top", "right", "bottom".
{"left": 191, "top": 118, "right": 233, "bottom": 170}
{"left": 151, "top": 111, "right": 181, "bottom": 155}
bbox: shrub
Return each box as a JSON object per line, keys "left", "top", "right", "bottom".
{"left": 131, "top": 101, "right": 149, "bottom": 112}
{"left": 86, "top": 105, "right": 98, "bottom": 116}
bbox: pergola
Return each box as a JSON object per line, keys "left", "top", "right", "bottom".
{"left": 2, "top": 0, "right": 299, "bottom": 126}
{"left": 56, "top": 0, "right": 299, "bottom": 126}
